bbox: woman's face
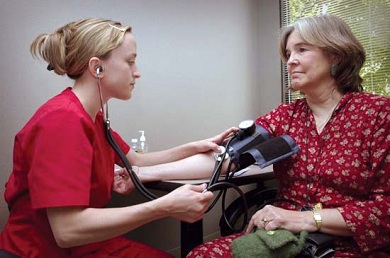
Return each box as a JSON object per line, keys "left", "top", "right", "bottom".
{"left": 285, "top": 30, "right": 333, "bottom": 93}
{"left": 101, "top": 32, "right": 141, "bottom": 100}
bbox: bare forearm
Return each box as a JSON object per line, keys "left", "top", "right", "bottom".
{"left": 48, "top": 184, "right": 213, "bottom": 248}
{"left": 138, "top": 152, "right": 225, "bottom": 181}
{"left": 127, "top": 127, "right": 237, "bottom": 167}
{"left": 47, "top": 200, "right": 167, "bottom": 248}
{"left": 136, "top": 142, "right": 202, "bottom": 166}
{"left": 249, "top": 206, "right": 353, "bottom": 237}
{"left": 303, "top": 208, "right": 353, "bottom": 236}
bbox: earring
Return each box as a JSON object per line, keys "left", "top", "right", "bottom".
{"left": 331, "top": 64, "right": 339, "bottom": 76}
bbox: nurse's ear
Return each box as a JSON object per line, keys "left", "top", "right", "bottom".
{"left": 89, "top": 58, "right": 103, "bottom": 78}
{"left": 96, "top": 67, "right": 103, "bottom": 77}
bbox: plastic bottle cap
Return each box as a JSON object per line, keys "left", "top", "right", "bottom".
{"left": 139, "top": 131, "right": 146, "bottom": 141}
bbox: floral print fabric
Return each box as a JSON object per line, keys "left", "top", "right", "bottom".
{"left": 187, "top": 92, "right": 389, "bottom": 257}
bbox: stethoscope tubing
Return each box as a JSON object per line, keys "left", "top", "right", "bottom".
{"left": 104, "top": 120, "right": 158, "bottom": 200}
{"left": 98, "top": 75, "right": 248, "bottom": 230}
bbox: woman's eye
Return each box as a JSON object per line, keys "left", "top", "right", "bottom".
{"left": 299, "top": 47, "right": 306, "bottom": 52}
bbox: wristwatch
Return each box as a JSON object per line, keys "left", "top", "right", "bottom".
{"left": 312, "top": 203, "right": 322, "bottom": 231}
{"left": 312, "top": 211, "right": 322, "bottom": 231}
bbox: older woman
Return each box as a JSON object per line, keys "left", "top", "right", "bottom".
{"left": 187, "top": 14, "right": 389, "bottom": 258}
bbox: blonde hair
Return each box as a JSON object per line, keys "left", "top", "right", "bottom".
{"left": 279, "top": 14, "right": 365, "bottom": 93}
{"left": 30, "top": 18, "right": 132, "bottom": 79}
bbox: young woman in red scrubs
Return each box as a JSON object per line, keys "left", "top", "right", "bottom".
{"left": 0, "top": 18, "right": 236, "bottom": 258}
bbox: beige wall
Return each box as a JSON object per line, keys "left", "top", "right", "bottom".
{"left": 0, "top": 0, "right": 281, "bottom": 256}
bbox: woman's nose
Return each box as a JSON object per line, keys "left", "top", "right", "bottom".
{"left": 133, "top": 66, "right": 141, "bottom": 78}
{"left": 287, "top": 55, "right": 298, "bottom": 65}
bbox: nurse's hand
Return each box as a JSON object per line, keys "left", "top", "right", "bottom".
{"left": 112, "top": 167, "right": 135, "bottom": 195}
{"left": 157, "top": 183, "right": 214, "bottom": 223}
{"left": 194, "top": 127, "right": 238, "bottom": 153}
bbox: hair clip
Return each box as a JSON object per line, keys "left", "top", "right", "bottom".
{"left": 47, "top": 64, "right": 54, "bottom": 71}
{"left": 107, "top": 23, "right": 126, "bottom": 32}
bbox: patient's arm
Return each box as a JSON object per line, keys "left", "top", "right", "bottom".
{"left": 136, "top": 152, "right": 232, "bottom": 181}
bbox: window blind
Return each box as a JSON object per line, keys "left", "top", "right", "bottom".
{"left": 280, "top": 0, "right": 390, "bottom": 103}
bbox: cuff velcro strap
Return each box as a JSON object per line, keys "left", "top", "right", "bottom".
{"left": 238, "top": 134, "right": 300, "bottom": 168}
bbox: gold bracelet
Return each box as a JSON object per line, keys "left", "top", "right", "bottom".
{"left": 312, "top": 203, "right": 322, "bottom": 231}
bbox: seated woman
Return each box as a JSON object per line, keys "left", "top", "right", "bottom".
{"left": 187, "top": 14, "right": 390, "bottom": 258}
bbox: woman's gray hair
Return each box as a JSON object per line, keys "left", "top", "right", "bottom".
{"left": 279, "top": 14, "right": 365, "bottom": 93}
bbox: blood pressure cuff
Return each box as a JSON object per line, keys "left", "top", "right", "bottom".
{"left": 228, "top": 131, "right": 300, "bottom": 169}
{"left": 227, "top": 124, "right": 271, "bottom": 167}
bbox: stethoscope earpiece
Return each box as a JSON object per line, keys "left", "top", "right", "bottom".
{"left": 96, "top": 66, "right": 103, "bottom": 76}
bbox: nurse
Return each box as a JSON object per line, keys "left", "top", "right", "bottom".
{"left": 0, "top": 18, "right": 236, "bottom": 257}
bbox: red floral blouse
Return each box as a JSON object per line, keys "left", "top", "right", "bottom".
{"left": 187, "top": 92, "right": 389, "bottom": 258}
{"left": 255, "top": 92, "right": 390, "bottom": 256}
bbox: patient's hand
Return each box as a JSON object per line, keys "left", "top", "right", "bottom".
{"left": 112, "top": 167, "right": 135, "bottom": 195}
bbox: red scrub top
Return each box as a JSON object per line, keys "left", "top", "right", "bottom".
{"left": 0, "top": 88, "right": 131, "bottom": 257}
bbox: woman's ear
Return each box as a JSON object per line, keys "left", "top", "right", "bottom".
{"left": 330, "top": 54, "right": 341, "bottom": 65}
{"left": 89, "top": 57, "right": 103, "bottom": 78}
{"left": 330, "top": 54, "right": 342, "bottom": 77}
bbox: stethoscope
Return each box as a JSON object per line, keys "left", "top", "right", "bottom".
{"left": 96, "top": 67, "right": 157, "bottom": 200}
{"left": 203, "top": 120, "right": 259, "bottom": 231}
{"left": 97, "top": 67, "right": 249, "bottom": 232}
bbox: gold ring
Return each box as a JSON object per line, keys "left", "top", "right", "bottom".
{"left": 262, "top": 218, "right": 269, "bottom": 226}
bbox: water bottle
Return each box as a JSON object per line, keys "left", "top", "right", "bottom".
{"left": 130, "top": 138, "right": 139, "bottom": 153}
